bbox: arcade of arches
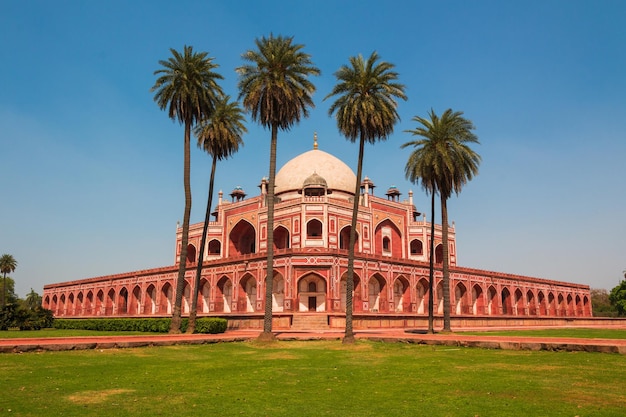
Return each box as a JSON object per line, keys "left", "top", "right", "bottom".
{"left": 43, "top": 254, "right": 591, "bottom": 321}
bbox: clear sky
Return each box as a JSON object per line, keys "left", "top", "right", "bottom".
{"left": 1, "top": 0, "right": 625, "bottom": 298}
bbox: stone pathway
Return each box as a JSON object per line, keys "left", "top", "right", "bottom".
{"left": 1, "top": 327, "right": 625, "bottom": 354}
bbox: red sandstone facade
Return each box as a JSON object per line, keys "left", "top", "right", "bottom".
{"left": 42, "top": 141, "right": 592, "bottom": 328}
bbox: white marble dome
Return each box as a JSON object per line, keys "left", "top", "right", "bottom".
{"left": 274, "top": 147, "right": 356, "bottom": 196}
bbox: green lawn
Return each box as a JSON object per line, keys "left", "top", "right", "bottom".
{"left": 0, "top": 340, "right": 624, "bottom": 416}
{"left": 0, "top": 328, "right": 156, "bottom": 338}
{"left": 459, "top": 328, "right": 626, "bottom": 339}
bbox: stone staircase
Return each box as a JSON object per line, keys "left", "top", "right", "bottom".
{"left": 290, "top": 314, "right": 330, "bottom": 330}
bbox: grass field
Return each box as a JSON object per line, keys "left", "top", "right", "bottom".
{"left": 460, "top": 328, "right": 626, "bottom": 339}
{"left": 1, "top": 339, "right": 625, "bottom": 416}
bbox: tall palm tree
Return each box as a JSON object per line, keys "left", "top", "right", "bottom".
{"left": 187, "top": 95, "right": 246, "bottom": 333}
{"left": 151, "top": 46, "right": 224, "bottom": 333}
{"left": 25, "top": 288, "right": 42, "bottom": 310}
{"left": 401, "top": 144, "right": 437, "bottom": 333}
{"left": 325, "top": 52, "right": 406, "bottom": 343}
{"left": 403, "top": 109, "right": 480, "bottom": 332}
{"left": 237, "top": 34, "right": 320, "bottom": 341}
{"left": 0, "top": 254, "right": 17, "bottom": 307}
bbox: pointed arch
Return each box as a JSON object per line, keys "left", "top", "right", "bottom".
{"left": 216, "top": 276, "right": 233, "bottom": 313}
{"left": 298, "top": 272, "right": 327, "bottom": 312}
{"left": 306, "top": 218, "right": 323, "bottom": 238}
{"left": 144, "top": 284, "right": 157, "bottom": 315}
{"left": 229, "top": 220, "right": 256, "bottom": 256}
{"left": 416, "top": 277, "right": 429, "bottom": 314}
{"left": 374, "top": 218, "right": 402, "bottom": 257}
{"left": 538, "top": 291, "right": 547, "bottom": 315}
{"left": 274, "top": 225, "right": 290, "bottom": 250}
{"left": 186, "top": 244, "right": 197, "bottom": 264}
{"left": 239, "top": 274, "right": 257, "bottom": 312}
{"left": 339, "top": 226, "right": 359, "bottom": 252}
{"left": 368, "top": 273, "right": 387, "bottom": 312}
{"left": 514, "top": 289, "right": 525, "bottom": 316}
{"left": 434, "top": 244, "right": 443, "bottom": 264}
{"left": 487, "top": 285, "right": 498, "bottom": 315}
{"left": 410, "top": 239, "right": 423, "bottom": 256}
{"left": 160, "top": 282, "right": 173, "bottom": 315}
{"left": 198, "top": 278, "right": 210, "bottom": 313}
{"left": 393, "top": 275, "right": 410, "bottom": 312}
{"left": 118, "top": 287, "right": 128, "bottom": 315}
{"left": 85, "top": 291, "right": 94, "bottom": 315}
{"left": 527, "top": 290, "right": 536, "bottom": 316}
{"left": 471, "top": 284, "right": 484, "bottom": 315}
{"left": 501, "top": 287, "right": 512, "bottom": 315}
{"left": 95, "top": 290, "right": 104, "bottom": 316}
{"left": 548, "top": 292, "right": 556, "bottom": 316}
{"left": 454, "top": 282, "right": 468, "bottom": 314}
{"left": 208, "top": 239, "right": 221, "bottom": 256}
{"left": 76, "top": 292, "right": 84, "bottom": 316}
{"left": 129, "top": 285, "right": 141, "bottom": 315}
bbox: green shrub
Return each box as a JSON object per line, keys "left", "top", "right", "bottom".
{"left": 52, "top": 317, "right": 226, "bottom": 334}
{"left": 194, "top": 317, "right": 228, "bottom": 334}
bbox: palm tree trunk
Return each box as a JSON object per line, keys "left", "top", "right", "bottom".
{"left": 344, "top": 134, "right": 365, "bottom": 344}
{"left": 187, "top": 154, "right": 218, "bottom": 334}
{"left": 259, "top": 124, "right": 278, "bottom": 341}
{"left": 170, "top": 121, "right": 192, "bottom": 333}
{"left": 1, "top": 273, "right": 5, "bottom": 308}
{"left": 441, "top": 194, "right": 451, "bottom": 332}
{"left": 428, "top": 189, "right": 435, "bottom": 333}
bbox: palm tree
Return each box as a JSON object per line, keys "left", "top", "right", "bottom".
{"left": 237, "top": 34, "right": 320, "bottom": 341}
{"left": 25, "top": 288, "right": 42, "bottom": 310}
{"left": 187, "top": 95, "right": 246, "bottom": 333}
{"left": 401, "top": 144, "right": 437, "bottom": 333}
{"left": 151, "top": 46, "right": 224, "bottom": 333}
{"left": 403, "top": 109, "right": 480, "bottom": 331}
{"left": 325, "top": 52, "right": 406, "bottom": 343}
{"left": 0, "top": 254, "right": 17, "bottom": 307}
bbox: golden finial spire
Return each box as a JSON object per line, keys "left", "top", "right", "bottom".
{"left": 313, "top": 132, "right": 318, "bottom": 150}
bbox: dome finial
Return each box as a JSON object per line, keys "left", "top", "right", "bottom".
{"left": 313, "top": 132, "right": 318, "bottom": 150}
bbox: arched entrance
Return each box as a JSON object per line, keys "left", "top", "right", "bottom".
{"left": 298, "top": 273, "right": 326, "bottom": 312}
{"left": 239, "top": 274, "right": 257, "bottom": 312}
{"left": 472, "top": 284, "right": 484, "bottom": 315}
{"left": 393, "top": 276, "right": 410, "bottom": 312}
{"left": 144, "top": 285, "right": 156, "bottom": 315}
{"left": 501, "top": 288, "right": 512, "bottom": 315}
{"left": 216, "top": 276, "right": 232, "bottom": 313}
{"left": 229, "top": 220, "right": 256, "bottom": 256}
{"left": 199, "top": 279, "right": 210, "bottom": 313}
{"left": 368, "top": 274, "right": 386, "bottom": 312}
{"left": 455, "top": 282, "right": 468, "bottom": 314}
{"left": 416, "top": 278, "right": 429, "bottom": 314}
{"left": 487, "top": 286, "right": 498, "bottom": 315}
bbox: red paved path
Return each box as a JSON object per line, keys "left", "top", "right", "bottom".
{"left": 1, "top": 328, "right": 625, "bottom": 354}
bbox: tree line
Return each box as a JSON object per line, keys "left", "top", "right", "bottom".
{"left": 0, "top": 254, "right": 53, "bottom": 330}
{"left": 151, "top": 34, "right": 482, "bottom": 341}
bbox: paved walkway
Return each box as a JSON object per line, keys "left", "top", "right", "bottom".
{"left": 1, "top": 328, "right": 625, "bottom": 354}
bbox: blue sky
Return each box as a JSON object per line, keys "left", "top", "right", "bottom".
{"left": 1, "top": 0, "right": 625, "bottom": 298}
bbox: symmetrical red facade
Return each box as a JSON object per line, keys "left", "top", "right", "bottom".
{"left": 43, "top": 142, "right": 592, "bottom": 327}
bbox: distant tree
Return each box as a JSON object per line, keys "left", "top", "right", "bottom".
{"left": 187, "top": 95, "right": 246, "bottom": 334}
{"left": 609, "top": 280, "right": 626, "bottom": 316}
{"left": 590, "top": 288, "right": 617, "bottom": 317}
{"left": 326, "top": 52, "right": 406, "bottom": 343}
{"left": 24, "top": 288, "right": 42, "bottom": 310}
{"left": 237, "top": 34, "right": 320, "bottom": 341}
{"left": 0, "top": 254, "right": 17, "bottom": 307}
{"left": 151, "top": 46, "right": 224, "bottom": 333}
{"left": 403, "top": 109, "right": 480, "bottom": 332}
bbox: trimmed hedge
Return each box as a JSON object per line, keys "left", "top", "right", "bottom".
{"left": 53, "top": 317, "right": 227, "bottom": 334}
